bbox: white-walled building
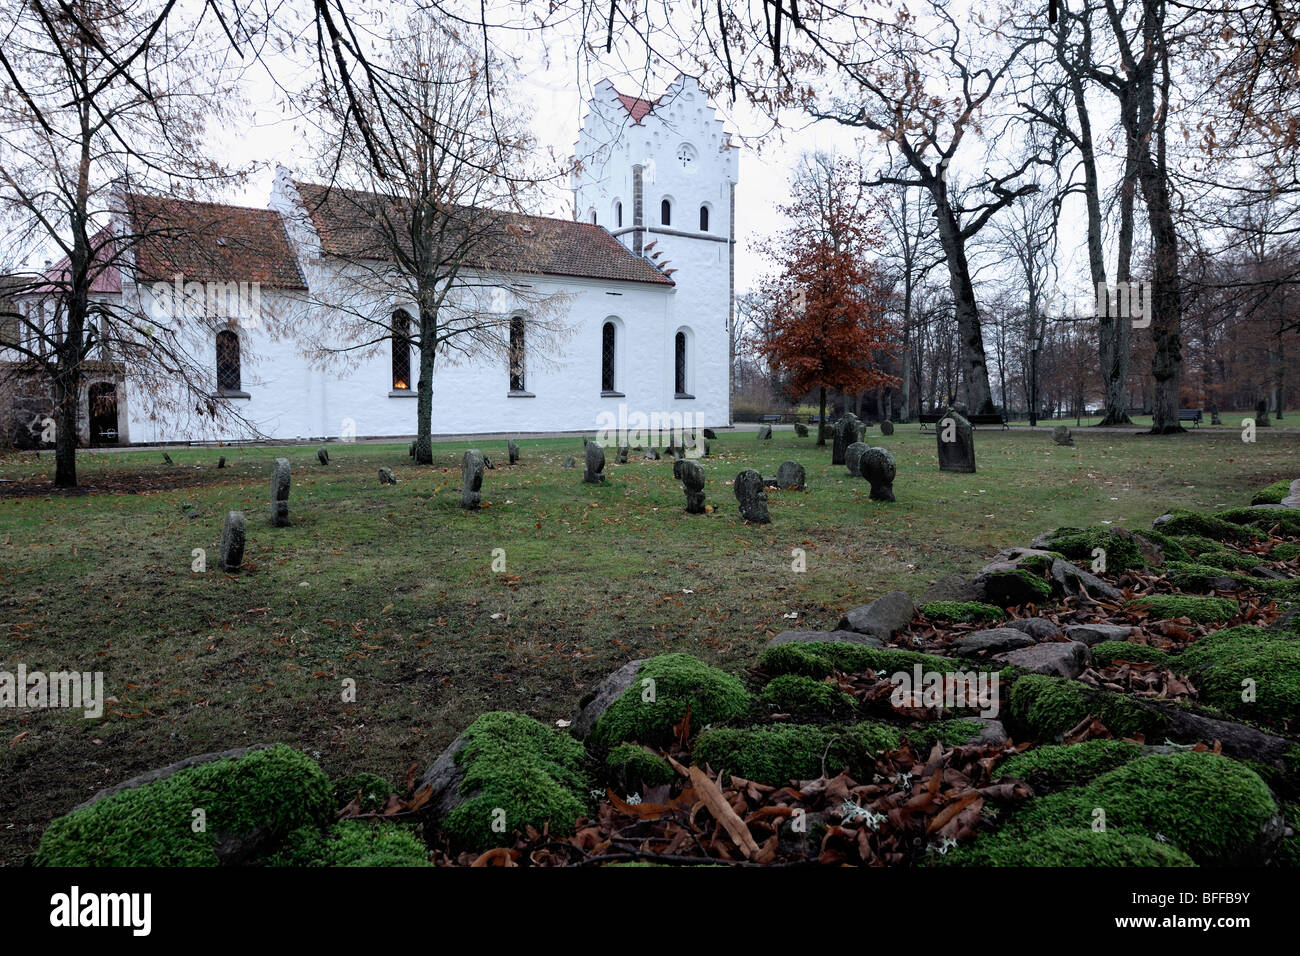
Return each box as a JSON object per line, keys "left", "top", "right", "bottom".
{"left": 2, "top": 76, "right": 738, "bottom": 446}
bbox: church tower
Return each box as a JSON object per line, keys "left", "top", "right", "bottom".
{"left": 572, "top": 76, "right": 738, "bottom": 425}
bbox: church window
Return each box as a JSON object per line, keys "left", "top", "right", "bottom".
{"left": 601, "top": 321, "right": 616, "bottom": 392}
{"left": 615, "top": 201, "right": 623, "bottom": 228}
{"left": 216, "top": 329, "right": 240, "bottom": 392}
{"left": 661, "top": 199, "right": 671, "bottom": 226}
{"left": 676, "top": 143, "right": 697, "bottom": 170}
{"left": 699, "top": 205, "right": 709, "bottom": 232}
{"left": 391, "top": 310, "right": 412, "bottom": 390}
{"left": 674, "top": 330, "right": 691, "bottom": 396}
{"left": 509, "top": 316, "right": 526, "bottom": 392}
{"left": 591, "top": 209, "right": 598, "bottom": 225}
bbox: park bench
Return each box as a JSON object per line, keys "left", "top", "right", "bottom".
{"left": 918, "top": 412, "right": 943, "bottom": 432}
{"left": 761, "top": 413, "right": 783, "bottom": 424}
{"left": 1179, "top": 408, "right": 1202, "bottom": 427}
{"left": 968, "top": 412, "right": 1009, "bottom": 429}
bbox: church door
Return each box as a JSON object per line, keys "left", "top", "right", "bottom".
{"left": 88, "top": 382, "right": 119, "bottom": 445}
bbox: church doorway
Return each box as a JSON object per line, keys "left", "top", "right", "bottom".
{"left": 88, "top": 382, "right": 119, "bottom": 445}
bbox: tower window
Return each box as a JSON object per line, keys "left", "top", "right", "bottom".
{"left": 509, "top": 316, "right": 526, "bottom": 392}
{"left": 602, "top": 321, "right": 617, "bottom": 392}
{"left": 699, "top": 205, "right": 709, "bottom": 232}
{"left": 216, "top": 329, "right": 240, "bottom": 392}
{"left": 674, "top": 330, "right": 689, "bottom": 396}
{"left": 615, "top": 201, "right": 623, "bottom": 228}
{"left": 661, "top": 199, "right": 671, "bottom": 226}
{"left": 590, "top": 209, "right": 598, "bottom": 225}
{"left": 391, "top": 309, "right": 412, "bottom": 390}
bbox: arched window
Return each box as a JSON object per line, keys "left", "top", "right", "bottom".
{"left": 391, "top": 309, "right": 412, "bottom": 390}
{"left": 601, "top": 321, "right": 617, "bottom": 392}
{"left": 674, "top": 330, "right": 689, "bottom": 396}
{"left": 590, "top": 209, "right": 598, "bottom": 225}
{"left": 216, "top": 329, "right": 240, "bottom": 392}
{"left": 699, "top": 205, "right": 709, "bottom": 232}
{"left": 660, "top": 199, "right": 671, "bottom": 226}
{"left": 615, "top": 201, "right": 623, "bottom": 228}
{"left": 508, "top": 316, "right": 526, "bottom": 392}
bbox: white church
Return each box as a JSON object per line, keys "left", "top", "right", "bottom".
{"left": 2, "top": 76, "right": 738, "bottom": 447}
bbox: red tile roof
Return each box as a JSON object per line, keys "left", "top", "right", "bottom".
{"left": 30, "top": 226, "right": 123, "bottom": 295}
{"left": 616, "top": 92, "right": 659, "bottom": 124}
{"left": 125, "top": 194, "right": 306, "bottom": 289}
{"left": 293, "top": 181, "right": 672, "bottom": 287}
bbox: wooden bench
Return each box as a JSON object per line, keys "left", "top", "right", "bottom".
{"left": 1179, "top": 408, "right": 1202, "bottom": 427}
{"left": 760, "top": 413, "right": 783, "bottom": 424}
{"left": 969, "top": 412, "right": 1009, "bottom": 429}
{"left": 918, "top": 413, "right": 943, "bottom": 433}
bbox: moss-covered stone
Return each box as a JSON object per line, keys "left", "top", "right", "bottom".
{"left": 1157, "top": 510, "right": 1262, "bottom": 544}
{"left": 1162, "top": 561, "right": 1246, "bottom": 592}
{"left": 1038, "top": 527, "right": 1147, "bottom": 574}
{"left": 905, "top": 719, "right": 986, "bottom": 752}
{"left": 266, "top": 820, "right": 431, "bottom": 867}
{"left": 693, "top": 720, "right": 908, "bottom": 785}
{"left": 757, "top": 641, "right": 962, "bottom": 682}
{"left": 1271, "top": 542, "right": 1300, "bottom": 562}
{"left": 1135, "top": 529, "right": 1192, "bottom": 563}
{"left": 34, "top": 745, "right": 333, "bottom": 866}
{"left": 1091, "top": 642, "right": 1170, "bottom": 666}
{"left": 1175, "top": 627, "right": 1300, "bottom": 724}
{"left": 605, "top": 744, "right": 676, "bottom": 791}
{"left": 919, "top": 600, "right": 1006, "bottom": 623}
{"left": 1252, "top": 480, "right": 1294, "bottom": 506}
{"left": 995, "top": 740, "right": 1143, "bottom": 791}
{"left": 1010, "top": 674, "right": 1090, "bottom": 738}
{"left": 1215, "top": 507, "right": 1300, "bottom": 536}
{"left": 442, "top": 711, "right": 589, "bottom": 852}
{"left": 1127, "top": 594, "right": 1238, "bottom": 623}
{"left": 981, "top": 568, "right": 1054, "bottom": 607}
{"left": 1175, "top": 625, "right": 1276, "bottom": 672}
{"left": 942, "top": 826, "right": 1195, "bottom": 867}
{"left": 589, "top": 653, "right": 751, "bottom": 747}
{"left": 760, "top": 674, "right": 858, "bottom": 718}
{"left": 1006, "top": 752, "right": 1279, "bottom": 865}
{"left": 331, "top": 772, "right": 394, "bottom": 813}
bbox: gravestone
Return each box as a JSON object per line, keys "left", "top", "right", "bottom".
{"left": 378, "top": 467, "right": 397, "bottom": 485}
{"left": 316, "top": 446, "right": 329, "bottom": 465}
{"left": 562, "top": 456, "right": 576, "bottom": 468}
{"left": 936, "top": 408, "right": 976, "bottom": 473}
{"left": 845, "top": 441, "right": 869, "bottom": 477}
{"left": 794, "top": 422, "right": 808, "bottom": 437}
{"left": 644, "top": 448, "right": 660, "bottom": 460}
{"left": 615, "top": 445, "right": 629, "bottom": 464}
{"left": 163, "top": 452, "right": 174, "bottom": 465}
{"left": 409, "top": 441, "right": 416, "bottom": 458}
{"left": 508, "top": 440, "right": 519, "bottom": 465}
{"left": 775, "top": 460, "right": 806, "bottom": 491}
{"left": 676, "top": 459, "right": 706, "bottom": 514}
{"left": 217, "top": 456, "right": 226, "bottom": 469}
{"left": 1052, "top": 425, "right": 1074, "bottom": 446}
{"left": 861, "top": 447, "right": 897, "bottom": 502}
{"left": 702, "top": 440, "right": 711, "bottom": 458}
{"left": 880, "top": 420, "right": 894, "bottom": 436}
{"left": 220, "top": 511, "right": 245, "bottom": 571}
{"left": 703, "top": 428, "right": 718, "bottom": 440}
{"left": 461, "top": 450, "right": 485, "bottom": 509}
{"left": 1208, "top": 402, "right": 1222, "bottom": 426}
{"left": 734, "top": 469, "right": 771, "bottom": 523}
{"left": 1256, "top": 399, "right": 1270, "bottom": 427}
{"left": 757, "top": 425, "right": 772, "bottom": 440}
{"left": 270, "top": 458, "right": 291, "bottom": 526}
{"left": 583, "top": 442, "right": 606, "bottom": 483}
{"left": 831, "top": 413, "right": 862, "bottom": 465}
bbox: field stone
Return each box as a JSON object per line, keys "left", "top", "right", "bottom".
{"left": 676, "top": 458, "right": 706, "bottom": 514}
{"left": 1281, "top": 479, "right": 1300, "bottom": 509}
{"left": 163, "top": 452, "right": 174, "bottom": 465}
{"left": 966, "top": 718, "right": 1008, "bottom": 745}
{"left": 757, "top": 424, "right": 773, "bottom": 440}
{"left": 74, "top": 744, "right": 276, "bottom": 813}
{"left": 417, "top": 735, "right": 471, "bottom": 823}
{"left": 952, "top": 628, "right": 1036, "bottom": 655}
{"left": 570, "top": 659, "right": 646, "bottom": 739}
{"left": 317, "top": 446, "right": 329, "bottom": 465}
{"left": 793, "top": 423, "right": 808, "bottom": 437}
{"left": 703, "top": 428, "right": 718, "bottom": 440}
{"left": 1063, "top": 623, "right": 1136, "bottom": 647}
{"left": 1050, "top": 558, "right": 1123, "bottom": 601}
{"left": 644, "top": 449, "right": 660, "bottom": 461}
{"left": 583, "top": 442, "right": 606, "bottom": 483}
{"left": 831, "top": 414, "right": 862, "bottom": 465}
{"left": 861, "top": 447, "right": 897, "bottom": 502}
{"left": 562, "top": 456, "right": 576, "bottom": 468}
{"left": 217, "top": 456, "right": 226, "bottom": 469}
{"left": 836, "top": 590, "right": 914, "bottom": 640}
{"left": 880, "top": 420, "right": 894, "bottom": 436}
{"left": 765, "top": 629, "right": 885, "bottom": 649}
{"left": 378, "top": 468, "right": 397, "bottom": 485}
{"left": 220, "top": 511, "right": 246, "bottom": 571}
{"left": 1052, "top": 426, "right": 1074, "bottom": 447}
{"left": 460, "top": 449, "right": 485, "bottom": 509}
{"left": 920, "top": 573, "right": 981, "bottom": 604}
{"left": 270, "top": 458, "right": 290, "bottom": 526}
{"left": 508, "top": 440, "right": 519, "bottom": 465}
{"left": 734, "top": 469, "right": 771, "bottom": 523}
{"left": 775, "top": 460, "right": 806, "bottom": 491}
{"left": 994, "top": 640, "right": 1091, "bottom": 679}
{"left": 1004, "top": 618, "right": 1061, "bottom": 640}
{"left": 615, "top": 445, "right": 629, "bottom": 464}
{"left": 845, "top": 441, "right": 869, "bottom": 476}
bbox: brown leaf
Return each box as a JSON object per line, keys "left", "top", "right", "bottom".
{"left": 688, "top": 766, "right": 761, "bottom": 860}
{"left": 470, "top": 847, "right": 519, "bottom": 867}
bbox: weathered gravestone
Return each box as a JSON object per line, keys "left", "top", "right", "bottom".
{"left": 880, "top": 420, "right": 894, "bottom": 436}
{"left": 378, "top": 468, "right": 397, "bottom": 485}
{"left": 220, "top": 511, "right": 245, "bottom": 571}
{"left": 936, "top": 409, "right": 976, "bottom": 473}
{"left": 409, "top": 441, "right": 416, "bottom": 458}
{"left": 1052, "top": 425, "right": 1074, "bottom": 447}
{"left": 508, "top": 440, "right": 519, "bottom": 464}
{"left": 775, "top": 460, "right": 806, "bottom": 491}
{"left": 584, "top": 442, "right": 606, "bottom": 483}
{"left": 794, "top": 422, "right": 808, "bottom": 437}
{"left": 757, "top": 424, "right": 773, "bottom": 440}
{"left": 461, "top": 450, "right": 485, "bottom": 509}
{"left": 1256, "top": 399, "right": 1271, "bottom": 426}
{"left": 703, "top": 428, "right": 718, "bottom": 440}
{"left": 615, "top": 445, "right": 629, "bottom": 464}
{"left": 734, "top": 469, "right": 771, "bottom": 523}
{"left": 217, "top": 456, "right": 226, "bottom": 469}
{"left": 861, "top": 447, "right": 897, "bottom": 502}
{"left": 845, "top": 441, "right": 869, "bottom": 477}
{"left": 1208, "top": 402, "right": 1222, "bottom": 426}
{"left": 675, "top": 459, "right": 706, "bottom": 514}
{"left": 316, "top": 446, "right": 329, "bottom": 465}
{"left": 163, "top": 452, "right": 174, "bottom": 465}
{"left": 562, "top": 456, "right": 576, "bottom": 468}
{"left": 270, "top": 458, "right": 291, "bottom": 526}
{"left": 644, "top": 448, "right": 661, "bottom": 460}
{"left": 831, "top": 414, "right": 862, "bottom": 465}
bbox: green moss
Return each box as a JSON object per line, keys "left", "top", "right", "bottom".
{"left": 265, "top": 820, "right": 430, "bottom": 867}
{"left": 1091, "top": 642, "right": 1169, "bottom": 666}
{"left": 760, "top": 674, "right": 858, "bottom": 718}
{"left": 692, "top": 720, "right": 906, "bottom": 785}
{"left": 1252, "top": 480, "right": 1294, "bottom": 506}
{"left": 1277, "top": 803, "right": 1300, "bottom": 868}
{"left": 1127, "top": 594, "right": 1238, "bottom": 623}
{"left": 1162, "top": 561, "right": 1245, "bottom": 592}
{"left": 1135, "top": 529, "right": 1192, "bottom": 563}
{"left": 1006, "top": 752, "right": 1278, "bottom": 865}
{"left": 1039, "top": 527, "right": 1147, "bottom": 573}
{"left": 1271, "top": 542, "right": 1300, "bottom": 561}
{"left": 1097, "top": 693, "right": 1170, "bottom": 739}
{"left": 442, "top": 711, "right": 590, "bottom": 852}
{"left": 757, "top": 641, "right": 962, "bottom": 682}
{"left": 1157, "top": 510, "right": 1262, "bottom": 544}
{"left": 995, "top": 740, "right": 1143, "bottom": 791}
{"left": 906, "top": 719, "right": 985, "bottom": 752}
{"left": 943, "top": 826, "right": 1195, "bottom": 867}
{"left": 1197, "top": 550, "right": 1264, "bottom": 571}
{"left": 1176, "top": 628, "right": 1300, "bottom": 724}
{"left": 34, "top": 745, "right": 332, "bottom": 866}
{"left": 1176, "top": 625, "right": 1276, "bottom": 672}
{"left": 981, "top": 568, "right": 1054, "bottom": 606}
{"left": 1215, "top": 506, "right": 1300, "bottom": 536}
{"left": 590, "top": 653, "right": 751, "bottom": 748}
{"left": 605, "top": 744, "right": 676, "bottom": 791}
{"left": 332, "top": 772, "right": 394, "bottom": 813}
{"left": 1010, "top": 674, "right": 1090, "bottom": 739}
{"left": 1258, "top": 579, "right": 1300, "bottom": 599}
{"left": 919, "top": 600, "right": 1005, "bottom": 623}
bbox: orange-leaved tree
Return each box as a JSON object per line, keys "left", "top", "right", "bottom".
{"left": 753, "top": 153, "right": 897, "bottom": 445}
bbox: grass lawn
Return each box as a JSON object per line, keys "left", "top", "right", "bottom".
{"left": 1, "top": 424, "right": 1297, "bottom": 864}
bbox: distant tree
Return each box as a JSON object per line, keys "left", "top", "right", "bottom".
{"left": 754, "top": 154, "right": 897, "bottom": 445}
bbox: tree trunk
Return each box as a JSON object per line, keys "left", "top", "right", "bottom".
{"left": 53, "top": 368, "right": 79, "bottom": 487}
{"left": 415, "top": 310, "right": 437, "bottom": 464}
{"left": 900, "top": 346, "right": 912, "bottom": 423}
{"left": 932, "top": 198, "right": 994, "bottom": 414}
{"left": 817, "top": 386, "right": 827, "bottom": 445}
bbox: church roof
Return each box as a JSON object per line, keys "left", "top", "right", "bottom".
{"left": 25, "top": 226, "right": 124, "bottom": 296}
{"left": 615, "top": 92, "right": 660, "bottom": 124}
{"left": 126, "top": 194, "right": 307, "bottom": 289}
{"left": 293, "top": 180, "right": 673, "bottom": 287}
